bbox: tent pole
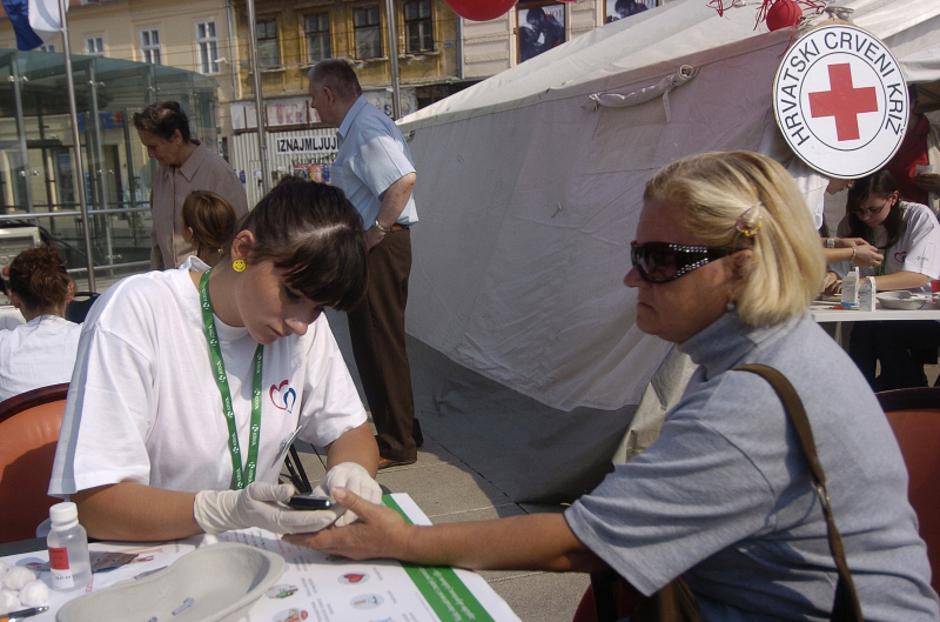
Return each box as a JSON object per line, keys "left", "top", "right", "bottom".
{"left": 59, "top": 0, "right": 96, "bottom": 292}
{"left": 245, "top": 0, "right": 270, "bottom": 195}
{"left": 385, "top": 0, "right": 401, "bottom": 119}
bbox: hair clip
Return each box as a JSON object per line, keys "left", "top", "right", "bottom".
{"left": 735, "top": 203, "right": 762, "bottom": 238}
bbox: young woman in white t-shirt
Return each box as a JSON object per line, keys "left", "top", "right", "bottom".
{"left": 50, "top": 178, "right": 382, "bottom": 541}
{"left": 0, "top": 245, "right": 82, "bottom": 402}
{"left": 834, "top": 170, "right": 940, "bottom": 389}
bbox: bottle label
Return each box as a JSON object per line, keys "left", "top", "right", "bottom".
{"left": 48, "top": 546, "right": 74, "bottom": 589}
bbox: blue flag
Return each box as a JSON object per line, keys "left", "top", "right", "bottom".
{"left": 1, "top": 0, "right": 44, "bottom": 50}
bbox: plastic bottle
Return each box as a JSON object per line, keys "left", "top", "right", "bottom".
{"left": 46, "top": 501, "right": 91, "bottom": 591}
{"left": 841, "top": 267, "right": 860, "bottom": 309}
{"left": 858, "top": 276, "right": 877, "bottom": 312}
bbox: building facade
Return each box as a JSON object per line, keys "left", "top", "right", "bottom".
{"left": 0, "top": 0, "right": 656, "bottom": 206}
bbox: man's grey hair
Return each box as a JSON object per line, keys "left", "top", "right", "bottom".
{"left": 308, "top": 60, "right": 362, "bottom": 100}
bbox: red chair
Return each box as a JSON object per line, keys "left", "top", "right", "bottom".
{"left": 0, "top": 383, "right": 69, "bottom": 543}
{"left": 877, "top": 387, "right": 940, "bottom": 595}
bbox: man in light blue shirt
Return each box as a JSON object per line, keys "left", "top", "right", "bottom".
{"left": 309, "top": 60, "right": 421, "bottom": 468}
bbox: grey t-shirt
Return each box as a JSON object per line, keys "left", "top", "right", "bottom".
{"left": 565, "top": 312, "right": 938, "bottom": 621}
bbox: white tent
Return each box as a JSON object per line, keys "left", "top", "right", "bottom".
{"left": 391, "top": 0, "right": 940, "bottom": 501}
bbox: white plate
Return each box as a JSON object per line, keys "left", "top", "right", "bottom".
{"left": 876, "top": 291, "right": 930, "bottom": 310}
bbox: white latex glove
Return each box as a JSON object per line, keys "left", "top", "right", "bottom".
{"left": 317, "top": 462, "right": 382, "bottom": 527}
{"left": 193, "top": 482, "right": 340, "bottom": 535}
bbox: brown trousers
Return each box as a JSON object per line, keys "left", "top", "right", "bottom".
{"left": 347, "top": 229, "right": 417, "bottom": 461}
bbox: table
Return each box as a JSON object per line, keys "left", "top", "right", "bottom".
{"left": 0, "top": 494, "right": 520, "bottom": 622}
{"left": 810, "top": 300, "right": 940, "bottom": 323}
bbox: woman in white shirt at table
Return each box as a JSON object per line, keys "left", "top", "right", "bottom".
{"left": 0, "top": 246, "right": 81, "bottom": 402}
{"left": 49, "top": 178, "right": 382, "bottom": 542}
{"left": 830, "top": 170, "right": 940, "bottom": 389}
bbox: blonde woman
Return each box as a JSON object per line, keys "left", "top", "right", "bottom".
{"left": 289, "top": 152, "right": 938, "bottom": 620}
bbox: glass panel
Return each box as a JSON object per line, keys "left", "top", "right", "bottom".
{"left": 0, "top": 49, "right": 219, "bottom": 280}
{"left": 354, "top": 7, "right": 381, "bottom": 59}
{"left": 209, "top": 41, "right": 218, "bottom": 73}
{"left": 405, "top": 1, "right": 433, "bottom": 53}
{"left": 257, "top": 20, "right": 279, "bottom": 68}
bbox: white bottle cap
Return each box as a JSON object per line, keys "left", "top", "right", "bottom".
{"left": 50, "top": 501, "right": 79, "bottom": 529}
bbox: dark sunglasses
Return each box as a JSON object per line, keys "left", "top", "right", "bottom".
{"left": 630, "top": 241, "right": 738, "bottom": 283}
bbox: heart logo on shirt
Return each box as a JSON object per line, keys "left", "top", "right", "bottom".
{"left": 894, "top": 250, "right": 907, "bottom": 264}
{"left": 269, "top": 380, "right": 297, "bottom": 414}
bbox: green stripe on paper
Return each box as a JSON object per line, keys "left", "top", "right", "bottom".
{"left": 383, "top": 495, "right": 495, "bottom": 622}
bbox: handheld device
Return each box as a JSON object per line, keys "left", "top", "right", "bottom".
{"left": 287, "top": 494, "right": 333, "bottom": 510}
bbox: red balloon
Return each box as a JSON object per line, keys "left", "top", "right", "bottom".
{"left": 444, "top": 0, "right": 517, "bottom": 22}
{"left": 765, "top": 0, "right": 802, "bottom": 31}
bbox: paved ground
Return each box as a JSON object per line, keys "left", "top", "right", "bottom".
{"left": 293, "top": 439, "right": 590, "bottom": 622}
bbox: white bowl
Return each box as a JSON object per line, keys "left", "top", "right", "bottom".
{"left": 876, "top": 291, "right": 930, "bottom": 310}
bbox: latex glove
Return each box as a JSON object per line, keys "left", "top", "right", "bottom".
{"left": 193, "top": 482, "right": 340, "bottom": 535}
{"left": 318, "top": 462, "right": 382, "bottom": 527}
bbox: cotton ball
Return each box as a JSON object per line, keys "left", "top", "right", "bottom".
{"left": 0, "top": 559, "right": 9, "bottom": 580}
{"left": 18, "top": 579, "right": 49, "bottom": 607}
{"left": 2, "top": 566, "right": 36, "bottom": 590}
{"left": 0, "top": 589, "right": 21, "bottom": 612}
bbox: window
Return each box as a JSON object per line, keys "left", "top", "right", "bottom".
{"left": 304, "top": 13, "right": 331, "bottom": 64}
{"left": 404, "top": 0, "right": 433, "bottom": 53}
{"left": 39, "top": 44, "right": 56, "bottom": 53}
{"left": 353, "top": 6, "right": 382, "bottom": 59}
{"left": 196, "top": 21, "right": 219, "bottom": 74}
{"left": 140, "top": 28, "right": 161, "bottom": 64}
{"left": 84, "top": 37, "right": 103, "bottom": 55}
{"left": 256, "top": 18, "right": 280, "bottom": 69}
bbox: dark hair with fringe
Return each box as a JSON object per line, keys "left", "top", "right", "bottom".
{"left": 846, "top": 170, "right": 902, "bottom": 250}
{"left": 237, "top": 177, "right": 367, "bottom": 310}
{"left": 132, "top": 101, "right": 192, "bottom": 142}
{"left": 8, "top": 245, "right": 71, "bottom": 312}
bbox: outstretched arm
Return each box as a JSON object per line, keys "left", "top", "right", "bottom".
{"left": 286, "top": 488, "right": 606, "bottom": 573}
{"left": 874, "top": 271, "right": 931, "bottom": 291}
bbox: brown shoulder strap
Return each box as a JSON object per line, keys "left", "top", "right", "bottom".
{"left": 736, "top": 363, "right": 864, "bottom": 622}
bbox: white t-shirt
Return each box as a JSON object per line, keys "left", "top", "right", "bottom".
{"left": 835, "top": 201, "right": 940, "bottom": 285}
{"left": 0, "top": 305, "right": 25, "bottom": 331}
{"left": 49, "top": 260, "right": 367, "bottom": 495}
{"left": 0, "top": 315, "right": 81, "bottom": 402}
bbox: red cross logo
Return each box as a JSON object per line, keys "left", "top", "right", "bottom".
{"left": 808, "top": 63, "right": 878, "bottom": 142}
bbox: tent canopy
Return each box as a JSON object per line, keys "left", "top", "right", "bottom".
{"left": 401, "top": 0, "right": 940, "bottom": 413}
{"left": 391, "top": 0, "right": 940, "bottom": 500}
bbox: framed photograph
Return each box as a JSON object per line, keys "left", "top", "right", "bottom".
{"left": 517, "top": 2, "right": 567, "bottom": 63}
{"left": 605, "top": 0, "right": 657, "bottom": 24}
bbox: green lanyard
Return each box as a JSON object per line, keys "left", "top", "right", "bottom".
{"left": 199, "top": 269, "right": 264, "bottom": 490}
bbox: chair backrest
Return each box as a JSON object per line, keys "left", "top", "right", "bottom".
{"left": 65, "top": 291, "right": 100, "bottom": 324}
{"left": 877, "top": 387, "right": 940, "bottom": 595}
{"left": 0, "top": 383, "right": 69, "bottom": 543}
